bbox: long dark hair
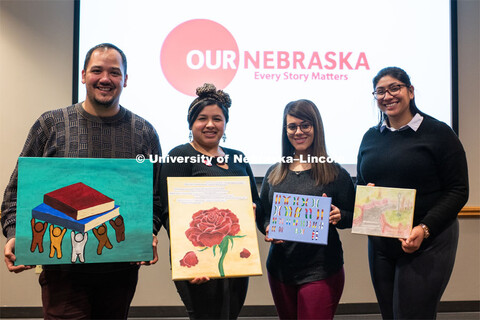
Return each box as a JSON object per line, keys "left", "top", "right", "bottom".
{"left": 268, "top": 99, "right": 338, "bottom": 185}
{"left": 373, "top": 67, "right": 424, "bottom": 126}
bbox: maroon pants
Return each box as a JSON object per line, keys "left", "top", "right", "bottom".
{"left": 268, "top": 267, "right": 345, "bottom": 320}
{"left": 39, "top": 266, "right": 138, "bottom": 319}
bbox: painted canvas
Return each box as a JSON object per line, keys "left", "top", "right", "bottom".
{"left": 352, "top": 185, "right": 416, "bottom": 238}
{"left": 268, "top": 192, "right": 331, "bottom": 245}
{"left": 167, "top": 177, "right": 262, "bottom": 280}
{"left": 16, "top": 157, "right": 153, "bottom": 265}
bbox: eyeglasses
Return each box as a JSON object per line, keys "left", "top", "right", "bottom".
{"left": 372, "top": 84, "right": 409, "bottom": 100}
{"left": 285, "top": 122, "right": 313, "bottom": 134}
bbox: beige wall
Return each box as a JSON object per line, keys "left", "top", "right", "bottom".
{"left": 1, "top": 0, "right": 478, "bottom": 308}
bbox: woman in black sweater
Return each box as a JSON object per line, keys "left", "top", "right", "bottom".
{"left": 357, "top": 67, "right": 469, "bottom": 319}
{"left": 159, "top": 83, "right": 260, "bottom": 320}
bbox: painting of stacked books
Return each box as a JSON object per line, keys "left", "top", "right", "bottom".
{"left": 15, "top": 157, "right": 153, "bottom": 265}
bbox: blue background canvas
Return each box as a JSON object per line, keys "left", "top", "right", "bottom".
{"left": 269, "top": 192, "right": 331, "bottom": 245}
{"left": 16, "top": 157, "right": 153, "bottom": 265}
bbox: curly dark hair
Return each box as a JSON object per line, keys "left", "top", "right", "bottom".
{"left": 187, "top": 83, "right": 231, "bottom": 129}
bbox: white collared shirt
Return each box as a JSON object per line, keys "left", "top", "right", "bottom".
{"left": 380, "top": 113, "right": 424, "bottom": 133}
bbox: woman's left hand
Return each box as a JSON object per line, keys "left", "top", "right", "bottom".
{"left": 323, "top": 193, "right": 341, "bottom": 225}
{"left": 399, "top": 226, "right": 425, "bottom": 253}
{"left": 190, "top": 276, "right": 210, "bottom": 285}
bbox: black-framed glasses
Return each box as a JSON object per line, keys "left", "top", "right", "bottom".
{"left": 285, "top": 122, "right": 313, "bottom": 134}
{"left": 372, "top": 84, "right": 409, "bottom": 100}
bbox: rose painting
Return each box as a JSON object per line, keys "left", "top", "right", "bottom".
{"left": 180, "top": 251, "right": 198, "bottom": 268}
{"left": 167, "top": 177, "right": 262, "bottom": 280}
{"left": 182, "top": 208, "right": 247, "bottom": 277}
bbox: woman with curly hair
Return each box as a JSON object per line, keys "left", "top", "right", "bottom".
{"left": 159, "top": 83, "right": 260, "bottom": 319}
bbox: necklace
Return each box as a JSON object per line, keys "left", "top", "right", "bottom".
{"left": 190, "top": 141, "right": 224, "bottom": 158}
{"left": 190, "top": 142, "right": 228, "bottom": 168}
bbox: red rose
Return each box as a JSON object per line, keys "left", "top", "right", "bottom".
{"left": 180, "top": 251, "right": 198, "bottom": 268}
{"left": 185, "top": 207, "right": 240, "bottom": 247}
{"left": 240, "top": 248, "right": 251, "bottom": 258}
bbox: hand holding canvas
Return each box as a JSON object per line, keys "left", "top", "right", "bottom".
{"left": 189, "top": 276, "right": 210, "bottom": 285}
{"left": 367, "top": 182, "right": 424, "bottom": 253}
{"left": 4, "top": 238, "right": 34, "bottom": 273}
{"left": 138, "top": 234, "right": 159, "bottom": 266}
{"left": 323, "top": 193, "right": 341, "bottom": 225}
{"left": 264, "top": 224, "right": 284, "bottom": 244}
{"left": 399, "top": 226, "right": 424, "bottom": 253}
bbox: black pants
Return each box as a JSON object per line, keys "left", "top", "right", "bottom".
{"left": 368, "top": 219, "right": 459, "bottom": 320}
{"left": 39, "top": 265, "right": 139, "bottom": 319}
{"left": 175, "top": 277, "right": 249, "bottom": 319}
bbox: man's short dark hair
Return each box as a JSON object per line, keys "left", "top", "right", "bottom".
{"left": 83, "top": 43, "right": 127, "bottom": 75}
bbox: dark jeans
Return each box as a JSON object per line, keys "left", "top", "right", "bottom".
{"left": 368, "top": 219, "right": 459, "bottom": 319}
{"left": 39, "top": 265, "right": 139, "bottom": 319}
{"left": 175, "top": 277, "right": 249, "bottom": 319}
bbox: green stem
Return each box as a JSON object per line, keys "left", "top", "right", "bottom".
{"left": 215, "top": 235, "right": 245, "bottom": 277}
{"left": 218, "top": 246, "right": 227, "bottom": 277}
{"left": 217, "top": 236, "right": 230, "bottom": 277}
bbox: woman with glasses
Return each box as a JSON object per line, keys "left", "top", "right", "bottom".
{"left": 159, "top": 83, "right": 260, "bottom": 320}
{"left": 357, "top": 67, "right": 469, "bottom": 319}
{"left": 257, "top": 99, "right": 355, "bottom": 319}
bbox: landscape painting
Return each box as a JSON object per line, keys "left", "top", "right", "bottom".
{"left": 352, "top": 185, "right": 416, "bottom": 238}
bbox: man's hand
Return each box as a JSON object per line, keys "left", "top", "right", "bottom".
{"left": 138, "top": 234, "right": 159, "bottom": 266}
{"left": 4, "top": 238, "right": 34, "bottom": 273}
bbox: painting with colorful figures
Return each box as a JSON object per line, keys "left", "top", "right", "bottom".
{"left": 167, "top": 176, "right": 262, "bottom": 280}
{"left": 352, "top": 185, "right": 416, "bottom": 238}
{"left": 15, "top": 157, "right": 153, "bottom": 265}
{"left": 268, "top": 192, "right": 332, "bottom": 245}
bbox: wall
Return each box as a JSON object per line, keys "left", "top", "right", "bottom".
{"left": 1, "top": 0, "right": 478, "bottom": 308}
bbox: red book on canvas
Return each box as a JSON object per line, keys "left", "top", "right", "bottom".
{"left": 43, "top": 182, "right": 115, "bottom": 220}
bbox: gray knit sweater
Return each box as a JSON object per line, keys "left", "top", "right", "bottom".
{"left": 1, "top": 103, "right": 162, "bottom": 241}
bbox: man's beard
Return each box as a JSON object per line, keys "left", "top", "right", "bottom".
{"left": 94, "top": 96, "right": 115, "bottom": 108}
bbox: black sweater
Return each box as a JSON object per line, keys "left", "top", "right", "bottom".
{"left": 356, "top": 115, "right": 469, "bottom": 237}
{"left": 159, "top": 143, "right": 261, "bottom": 231}
{"left": 258, "top": 164, "right": 355, "bottom": 285}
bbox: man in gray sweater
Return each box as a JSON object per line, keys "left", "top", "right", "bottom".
{"left": 1, "top": 43, "right": 162, "bottom": 319}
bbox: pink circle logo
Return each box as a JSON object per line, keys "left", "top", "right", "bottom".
{"left": 161, "top": 19, "right": 240, "bottom": 96}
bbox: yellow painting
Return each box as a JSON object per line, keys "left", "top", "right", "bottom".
{"left": 167, "top": 177, "right": 262, "bottom": 280}
{"left": 352, "top": 185, "right": 416, "bottom": 238}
